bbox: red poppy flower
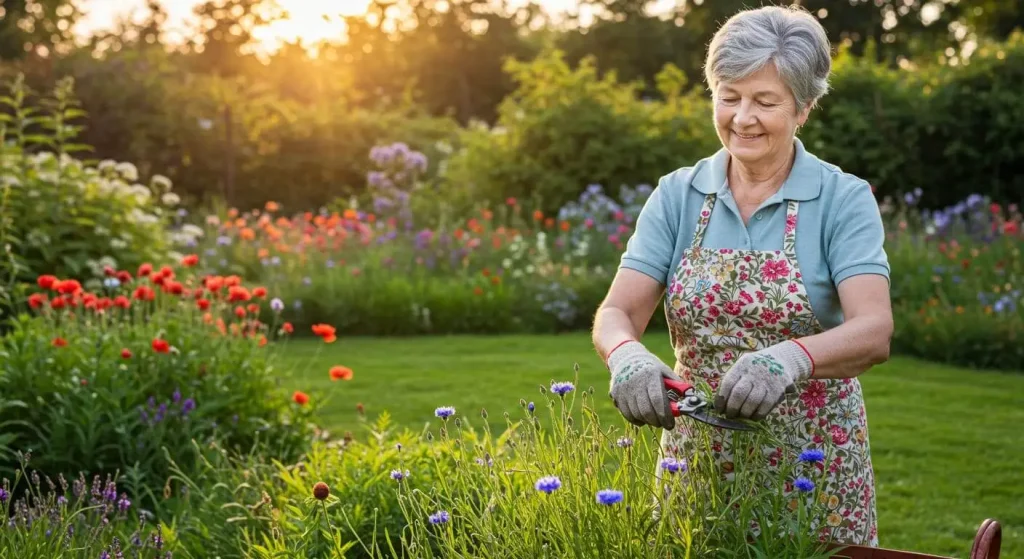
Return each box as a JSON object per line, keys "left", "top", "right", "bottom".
{"left": 246, "top": 303, "right": 260, "bottom": 314}
{"left": 181, "top": 254, "right": 199, "bottom": 267}
{"left": 50, "top": 297, "right": 67, "bottom": 310}
{"left": 28, "top": 293, "right": 47, "bottom": 309}
{"left": 138, "top": 263, "right": 153, "bottom": 277}
{"left": 292, "top": 391, "right": 309, "bottom": 405}
{"left": 121, "top": 348, "right": 132, "bottom": 359}
{"left": 234, "top": 306, "right": 246, "bottom": 318}
{"left": 228, "top": 286, "right": 251, "bottom": 302}
{"left": 152, "top": 338, "right": 170, "bottom": 353}
{"left": 55, "top": 280, "right": 82, "bottom": 295}
{"left": 37, "top": 275, "right": 58, "bottom": 290}
{"left": 252, "top": 287, "right": 267, "bottom": 298}
{"left": 166, "top": 281, "right": 185, "bottom": 295}
{"left": 133, "top": 286, "right": 155, "bottom": 301}
{"left": 113, "top": 296, "right": 131, "bottom": 309}
{"left": 52, "top": 337, "right": 68, "bottom": 347}
{"left": 311, "top": 323, "right": 336, "bottom": 343}
{"left": 116, "top": 271, "right": 133, "bottom": 284}
{"left": 329, "top": 366, "right": 353, "bottom": 381}
{"left": 197, "top": 299, "right": 210, "bottom": 311}
{"left": 282, "top": 322, "right": 294, "bottom": 334}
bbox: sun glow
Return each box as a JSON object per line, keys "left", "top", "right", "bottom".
{"left": 249, "top": 0, "right": 371, "bottom": 52}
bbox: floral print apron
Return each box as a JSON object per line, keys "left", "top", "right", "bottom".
{"left": 660, "top": 193, "right": 878, "bottom": 546}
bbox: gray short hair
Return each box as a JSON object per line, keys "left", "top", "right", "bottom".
{"left": 704, "top": 6, "right": 832, "bottom": 110}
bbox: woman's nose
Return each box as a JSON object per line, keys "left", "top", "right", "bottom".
{"left": 732, "top": 100, "right": 757, "bottom": 126}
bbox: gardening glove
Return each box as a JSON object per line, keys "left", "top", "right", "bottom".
{"left": 606, "top": 340, "right": 680, "bottom": 430}
{"left": 713, "top": 340, "right": 813, "bottom": 421}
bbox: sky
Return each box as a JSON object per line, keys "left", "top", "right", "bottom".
{"left": 73, "top": 0, "right": 623, "bottom": 54}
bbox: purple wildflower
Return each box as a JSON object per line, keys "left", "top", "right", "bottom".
{"left": 616, "top": 437, "right": 634, "bottom": 448}
{"left": 270, "top": 298, "right": 284, "bottom": 312}
{"left": 434, "top": 407, "right": 455, "bottom": 420}
{"left": 596, "top": 489, "right": 624, "bottom": 506}
{"left": 527, "top": 402, "right": 535, "bottom": 413}
{"left": 660, "top": 457, "right": 686, "bottom": 474}
{"left": 0, "top": 488, "right": 7, "bottom": 502}
{"left": 428, "top": 510, "right": 450, "bottom": 524}
{"left": 550, "top": 382, "right": 574, "bottom": 396}
{"left": 794, "top": 477, "right": 815, "bottom": 492}
{"left": 390, "top": 469, "right": 409, "bottom": 481}
{"left": 181, "top": 398, "right": 196, "bottom": 416}
{"left": 535, "top": 476, "right": 562, "bottom": 494}
{"left": 799, "top": 449, "right": 825, "bottom": 463}
{"left": 117, "top": 494, "right": 131, "bottom": 512}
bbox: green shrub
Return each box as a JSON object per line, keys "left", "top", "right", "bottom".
{"left": 0, "top": 74, "right": 179, "bottom": 295}
{"left": 0, "top": 257, "right": 323, "bottom": 512}
{"left": 441, "top": 49, "right": 718, "bottom": 216}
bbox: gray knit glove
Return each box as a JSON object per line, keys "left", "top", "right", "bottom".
{"left": 606, "top": 341, "right": 679, "bottom": 430}
{"left": 714, "top": 340, "right": 813, "bottom": 420}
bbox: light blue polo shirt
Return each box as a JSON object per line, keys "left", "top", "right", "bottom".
{"left": 619, "top": 138, "right": 890, "bottom": 331}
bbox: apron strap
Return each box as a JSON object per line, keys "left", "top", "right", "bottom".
{"left": 784, "top": 200, "right": 799, "bottom": 258}
{"left": 691, "top": 194, "right": 717, "bottom": 248}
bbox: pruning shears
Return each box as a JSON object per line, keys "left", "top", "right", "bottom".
{"left": 664, "top": 378, "right": 755, "bottom": 431}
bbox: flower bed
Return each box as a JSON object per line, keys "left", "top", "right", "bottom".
{"left": 0, "top": 256, "right": 353, "bottom": 514}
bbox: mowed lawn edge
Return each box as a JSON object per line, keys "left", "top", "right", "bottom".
{"left": 274, "top": 333, "right": 1024, "bottom": 558}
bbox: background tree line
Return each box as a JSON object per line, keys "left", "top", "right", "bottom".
{"left": 1, "top": 0, "right": 1022, "bottom": 213}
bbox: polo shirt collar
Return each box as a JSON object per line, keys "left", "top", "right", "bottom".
{"left": 690, "top": 138, "right": 821, "bottom": 202}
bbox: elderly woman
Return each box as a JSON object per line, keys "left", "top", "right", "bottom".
{"left": 592, "top": 5, "right": 893, "bottom": 547}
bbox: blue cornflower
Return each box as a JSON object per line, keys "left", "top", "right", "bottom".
{"left": 390, "top": 469, "right": 409, "bottom": 481}
{"left": 596, "top": 489, "right": 623, "bottom": 506}
{"left": 270, "top": 298, "right": 284, "bottom": 312}
{"left": 535, "top": 476, "right": 562, "bottom": 494}
{"left": 616, "top": 437, "right": 633, "bottom": 448}
{"left": 550, "top": 382, "right": 574, "bottom": 396}
{"left": 527, "top": 401, "right": 535, "bottom": 413}
{"left": 434, "top": 407, "right": 456, "bottom": 419}
{"left": 428, "top": 510, "right": 450, "bottom": 524}
{"left": 0, "top": 488, "right": 7, "bottom": 502}
{"left": 799, "top": 449, "right": 825, "bottom": 463}
{"left": 794, "top": 477, "right": 815, "bottom": 492}
{"left": 660, "top": 457, "right": 686, "bottom": 474}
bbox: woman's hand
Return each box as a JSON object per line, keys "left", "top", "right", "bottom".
{"left": 607, "top": 341, "right": 680, "bottom": 430}
{"left": 713, "top": 340, "right": 813, "bottom": 420}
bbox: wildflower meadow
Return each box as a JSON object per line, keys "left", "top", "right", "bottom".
{"left": 2, "top": 14, "right": 1023, "bottom": 558}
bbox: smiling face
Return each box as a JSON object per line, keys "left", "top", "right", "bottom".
{"left": 713, "top": 63, "right": 810, "bottom": 167}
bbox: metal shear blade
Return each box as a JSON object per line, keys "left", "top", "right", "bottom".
{"left": 664, "top": 378, "right": 754, "bottom": 432}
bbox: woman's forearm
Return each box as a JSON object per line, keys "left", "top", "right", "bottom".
{"left": 592, "top": 306, "right": 643, "bottom": 363}
{"left": 795, "top": 315, "right": 893, "bottom": 379}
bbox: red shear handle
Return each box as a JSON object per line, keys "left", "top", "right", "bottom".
{"left": 663, "top": 378, "right": 694, "bottom": 394}
{"left": 668, "top": 401, "right": 682, "bottom": 417}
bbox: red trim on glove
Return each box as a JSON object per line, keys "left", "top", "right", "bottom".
{"left": 792, "top": 339, "right": 815, "bottom": 378}
{"left": 604, "top": 339, "right": 635, "bottom": 367}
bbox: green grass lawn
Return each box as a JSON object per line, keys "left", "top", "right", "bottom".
{"left": 276, "top": 332, "right": 1024, "bottom": 558}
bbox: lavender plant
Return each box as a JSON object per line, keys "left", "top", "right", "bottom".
{"left": 0, "top": 452, "right": 169, "bottom": 558}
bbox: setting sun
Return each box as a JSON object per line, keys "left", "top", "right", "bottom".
{"left": 249, "top": 0, "right": 371, "bottom": 51}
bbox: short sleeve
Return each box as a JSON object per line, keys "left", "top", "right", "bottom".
{"left": 827, "top": 180, "right": 890, "bottom": 286}
{"left": 619, "top": 177, "right": 679, "bottom": 285}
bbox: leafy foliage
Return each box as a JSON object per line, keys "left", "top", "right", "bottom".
{"left": 0, "top": 259, "right": 320, "bottom": 512}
